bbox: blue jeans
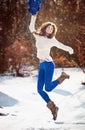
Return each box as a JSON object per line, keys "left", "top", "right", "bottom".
{"left": 37, "top": 61, "right": 59, "bottom": 103}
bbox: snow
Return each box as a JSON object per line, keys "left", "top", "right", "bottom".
{"left": 0, "top": 68, "right": 85, "bottom": 130}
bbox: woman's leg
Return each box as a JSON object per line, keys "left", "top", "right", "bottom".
{"left": 37, "top": 62, "right": 59, "bottom": 120}
{"left": 44, "top": 62, "right": 59, "bottom": 92}
{"left": 37, "top": 62, "right": 51, "bottom": 103}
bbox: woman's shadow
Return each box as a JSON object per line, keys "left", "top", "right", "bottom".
{"left": 53, "top": 88, "right": 73, "bottom": 96}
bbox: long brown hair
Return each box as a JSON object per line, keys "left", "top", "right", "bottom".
{"left": 33, "top": 22, "right": 57, "bottom": 38}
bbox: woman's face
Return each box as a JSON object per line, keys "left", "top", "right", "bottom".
{"left": 45, "top": 25, "right": 54, "bottom": 34}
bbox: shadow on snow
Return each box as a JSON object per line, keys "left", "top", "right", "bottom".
{"left": 0, "top": 92, "right": 18, "bottom": 107}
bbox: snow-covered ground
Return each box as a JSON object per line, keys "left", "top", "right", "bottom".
{"left": 0, "top": 68, "right": 85, "bottom": 130}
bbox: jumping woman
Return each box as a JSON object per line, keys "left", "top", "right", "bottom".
{"left": 29, "top": 14, "right": 74, "bottom": 120}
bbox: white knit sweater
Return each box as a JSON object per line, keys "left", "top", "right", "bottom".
{"left": 29, "top": 15, "right": 73, "bottom": 61}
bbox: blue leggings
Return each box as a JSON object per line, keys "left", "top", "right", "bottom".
{"left": 37, "top": 61, "right": 59, "bottom": 103}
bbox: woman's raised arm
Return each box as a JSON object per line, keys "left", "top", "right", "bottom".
{"left": 29, "top": 15, "right": 37, "bottom": 33}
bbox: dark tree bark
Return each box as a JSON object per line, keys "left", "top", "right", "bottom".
{"left": 0, "top": 0, "right": 38, "bottom": 74}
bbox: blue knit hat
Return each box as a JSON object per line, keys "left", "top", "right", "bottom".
{"left": 28, "top": 0, "right": 41, "bottom": 15}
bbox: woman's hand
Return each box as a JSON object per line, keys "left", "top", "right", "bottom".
{"left": 68, "top": 48, "right": 74, "bottom": 54}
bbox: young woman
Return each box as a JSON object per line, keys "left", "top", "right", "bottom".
{"left": 29, "top": 15, "right": 74, "bottom": 120}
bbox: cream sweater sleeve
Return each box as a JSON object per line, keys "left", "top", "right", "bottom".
{"left": 29, "top": 15, "right": 37, "bottom": 32}
{"left": 52, "top": 37, "right": 74, "bottom": 54}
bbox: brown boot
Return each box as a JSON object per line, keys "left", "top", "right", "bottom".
{"left": 47, "top": 101, "right": 59, "bottom": 120}
{"left": 57, "top": 72, "right": 70, "bottom": 84}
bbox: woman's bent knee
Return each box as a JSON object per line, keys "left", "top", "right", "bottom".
{"left": 45, "top": 84, "right": 51, "bottom": 92}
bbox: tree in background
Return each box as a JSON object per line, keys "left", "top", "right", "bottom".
{"left": 0, "top": 0, "right": 38, "bottom": 75}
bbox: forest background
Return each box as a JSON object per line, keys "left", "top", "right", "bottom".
{"left": 0, "top": 0, "right": 85, "bottom": 75}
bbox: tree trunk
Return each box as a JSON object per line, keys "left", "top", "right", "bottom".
{"left": 0, "top": 0, "right": 38, "bottom": 73}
